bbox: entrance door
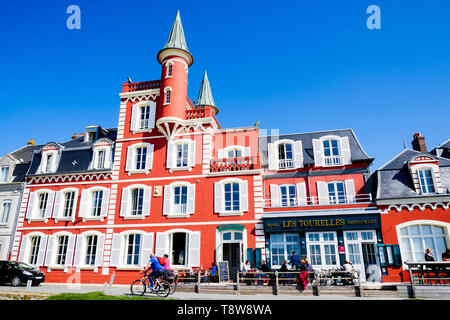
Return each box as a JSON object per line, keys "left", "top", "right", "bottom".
{"left": 362, "top": 243, "right": 381, "bottom": 282}
{"left": 223, "top": 243, "right": 241, "bottom": 280}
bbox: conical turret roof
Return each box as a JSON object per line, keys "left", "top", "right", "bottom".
{"left": 196, "top": 71, "right": 218, "bottom": 114}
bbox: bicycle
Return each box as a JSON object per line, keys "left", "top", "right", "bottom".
{"left": 161, "top": 270, "right": 178, "bottom": 295}
{"left": 130, "top": 271, "right": 171, "bottom": 297}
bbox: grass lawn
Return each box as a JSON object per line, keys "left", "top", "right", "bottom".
{"left": 45, "top": 291, "right": 166, "bottom": 300}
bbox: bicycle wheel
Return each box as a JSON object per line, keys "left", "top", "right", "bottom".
{"left": 155, "top": 280, "right": 171, "bottom": 298}
{"left": 170, "top": 276, "right": 178, "bottom": 295}
{"left": 131, "top": 279, "right": 147, "bottom": 296}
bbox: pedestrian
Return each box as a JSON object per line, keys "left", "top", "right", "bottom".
{"left": 289, "top": 251, "right": 300, "bottom": 270}
{"left": 297, "top": 259, "right": 308, "bottom": 290}
{"left": 442, "top": 248, "right": 450, "bottom": 261}
{"left": 209, "top": 262, "right": 218, "bottom": 283}
{"left": 424, "top": 248, "right": 435, "bottom": 261}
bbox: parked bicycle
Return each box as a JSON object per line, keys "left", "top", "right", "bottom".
{"left": 130, "top": 270, "right": 171, "bottom": 297}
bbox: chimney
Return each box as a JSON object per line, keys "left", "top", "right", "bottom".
{"left": 71, "top": 133, "right": 78, "bottom": 139}
{"left": 411, "top": 132, "right": 427, "bottom": 153}
{"left": 27, "top": 139, "right": 35, "bottom": 145}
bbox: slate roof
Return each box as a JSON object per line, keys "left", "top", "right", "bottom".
{"left": 7, "top": 144, "right": 43, "bottom": 182}
{"left": 374, "top": 148, "right": 450, "bottom": 200}
{"left": 27, "top": 128, "right": 117, "bottom": 176}
{"left": 258, "top": 129, "right": 373, "bottom": 167}
{"left": 431, "top": 139, "right": 450, "bottom": 159}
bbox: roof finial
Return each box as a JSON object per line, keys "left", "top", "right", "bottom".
{"left": 196, "top": 70, "right": 218, "bottom": 115}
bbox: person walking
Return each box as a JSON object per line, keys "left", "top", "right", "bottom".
{"left": 297, "top": 259, "right": 309, "bottom": 290}
{"left": 289, "top": 251, "right": 301, "bottom": 270}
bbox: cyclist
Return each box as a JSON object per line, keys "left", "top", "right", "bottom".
{"left": 143, "top": 253, "right": 164, "bottom": 290}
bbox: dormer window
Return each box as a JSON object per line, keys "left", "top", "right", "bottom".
{"left": 418, "top": 169, "right": 436, "bottom": 194}
{"left": 0, "top": 166, "right": 10, "bottom": 182}
{"left": 39, "top": 144, "right": 60, "bottom": 174}
{"left": 45, "top": 154, "right": 53, "bottom": 172}
{"left": 217, "top": 146, "right": 250, "bottom": 159}
{"left": 97, "top": 150, "right": 106, "bottom": 169}
{"left": 91, "top": 139, "right": 113, "bottom": 170}
{"left": 268, "top": 140, "right": 303, "bottom": 171}
{"left": 87, "top": 132, "right": 96, "bottom": 142}
{"left": 323, "top": 139, "right": 341, "bottom": 166}
{"left": 278, "top": 142, "right": 294, "bottom": 169}
{"left": 312, "top": 135, "right": 351, "bottom": 167}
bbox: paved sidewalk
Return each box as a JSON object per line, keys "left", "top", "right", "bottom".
{"left": 0, "top": 283, "right": 403, "bottom": 300}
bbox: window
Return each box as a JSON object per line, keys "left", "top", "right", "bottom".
{"left": 45, "top": 154, "right": 54, "bottom": 173}
{"left": 55, "top": 235, "right": 69, "bottom": 265}
{"left": 418, "top": 169, "right": 435, "bottom": 194}
{"left": 62, "top": 191, "right": 75, "bottom": 218}
{"left": 327, "top": 182, "right": 346, "bottom": 204}
{"left": 270, "top": 233, "right": 300, "bottom": 267}
{"left": 91, "top": 190, "right": 103, "bottom": 217}
{"left": 278, "top": 143, "right": 294, "bottom": 169}
{"left": 131, "top": 102, "right": 156, "bottom": 132}
{"left": 125, "top": 234, "right": 141, "bottom": 266}
{"left": 38, "top": 193, "right": 49, "bottom": 218}
{"left": 170, "top": 232, "right": 188, "bottom": 266}
{"left": 28, "top": 236, "right": 41, "bottom": 265}
{"left": 84, "top": 235, "right": 98, "bottom": 266}
{"left": 224, "top": 182, "right": 240, "bottom": 212}
{"left": 399, "top": 225, "right": 448, "bottom": 262}
{"left": 227, "top": 149, "right": 242, "bottom": 158}
{"left": 173, "top": 186, "right": 187, "bottom": 214}
{"left": 165, "top": 88, "right": 171, "bottom": 104}
{"left": 176, "top": 143, "right": 189, "bottom": 168}
{"left": 130, "top": 188, "right": 144, "bottom": 216}
{"left": 322, "top": 139, "right": 341, "bottom": 165}
{"left": 306, "top": 232, "right": 338, "bottom": 267}
{"left": 167, "top": 63, "right": 173, "bottom": 78}
{"left": 87, "top": 132, "right": 96, "bottom": 142}
{"left": 140, "top": 105, "right": 151, "bottom": 129}
{"left": 135, "top": 147, "right": 147, "bottom": 170}
{"left": 280, "top": 185, "right": 296, "bottom": 207}
{"left": 1, "top": 201, "right": 11, "bottom": 224}
{"left": 0, "top": 166, "right": 9, "bottom": 182}
{"left": 96, "top": 150, "right": 106, "bottom": 169}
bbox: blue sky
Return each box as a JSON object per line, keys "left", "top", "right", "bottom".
{"left": 0, "top": 0, "right": 449, "bottom": 170}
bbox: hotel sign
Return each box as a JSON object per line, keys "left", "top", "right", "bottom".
{"left": 264, "top": 214, "right": 380, "bottom": 232}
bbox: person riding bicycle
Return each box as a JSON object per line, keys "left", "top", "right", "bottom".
{"left": 143, "top": 253, "right": 164, "bottom": 290}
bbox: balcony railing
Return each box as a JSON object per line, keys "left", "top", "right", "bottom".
{"left": 122, "top": 80, "right": 161, "bottom": 93}
{"left": 324, "top": 155, "right": 344, "bottom": 166}
{"left": 185, "top": 106, "right": 216, "bottom": 120}
{"left": 278, "top": 159, "right": 295, "bottom": 170}
{"left": 264, "top": 193, "right": 372, "bottom": 208}
{"left": 210, "top": 157, "right": 255, "bottom": 173}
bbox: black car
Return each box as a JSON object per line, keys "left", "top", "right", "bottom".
{"left": 0, "top": 261, "right": 46, "bottom": 286}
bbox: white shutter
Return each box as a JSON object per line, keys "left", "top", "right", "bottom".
{"left": 218, "top": 149, "right": 224, "bottom": 159}
{"left": 270, "top": 184, "right": 280, "bottom": 207}
{"left": 296, "top": 182, "right": 307, "bottom": 206}
{"left": 125, "top": 145, "right": 134, "bottom": 172}
{"left": 51, "top": 151, "right": 59, "bottom": 172}
{"left": 37, "top": 235, "right": 48, "bottom": 267}
{"left": 78, "top": 189, "right": 90, "bottom": 218}
{"left": 109, "top": 234, "right": 123, "bottom": 267}
{"left": 188, "top": 231, "right": 201, "bottom": 267}
{"left": 162, "top": 185, "right": 172, "bottom": 215}
{"left": 26, "top": 193, "right": 36, "bottom": 219}
{"left": 166, "top": 141, "right": 176, "bottom": 169}
{"left": 65, "top": 234, "right": 76, "bottom": 267}
{"left": 18, "top": 235, "right": 28, "bottom": 262}
{"left": 186, "top": 184, "right": 195, "bottom": 214}
{"left": 45, "top": 191, "right": 55, "bottom": 219}
{"left": 142, "top": 186, "right": 152, "bottom": 217}
{"left": 341, "top": 136, "right": 351, "bottom": 165}
{"left": 95, "top": 234, "right": 105, "bottom": 267}
{"left": 316, "top": 181, "right": 329, "bottom": 205}
{"left": 44, "top": 235, "right": 55, "bottom": 266}
{"left": 313, "top": 139, "right": 324, "bottom": 167}
{"left": 146, "top": 144, "right": 154, "bottom": 170}
{"left": 140, "top": 233, "right": 154, "bottom": 267}
{"left": 240, "top": 180, "right": 248, "bottom": 212}
{"left": 214, "top": 182, "right": 223, "bottom": 213}
{"left": 188, "top": 140, "right": 196, "bottom": 167}
{"left": 53, "top": 191, "right": 62, "bottom": 219}
{"left": 244, "top": 147, "right": 251, "bottom": 157}
{"left": 345, "top": 179, "right": 356, "bottom": 203}
{"left": 155, "top": 232, "right": 167, "bottom": 257}
{"left": 148, "top": 102, "right": 156, "bottom": 129}
{"left": 268, "top": 143, "right": 278, "bottom": 171}
{"left": 130, "top": 104, "right": 139, "bottom": 131}
{"left": 104, "top": 148, "right": 112, "bottom": 169}
{"left": 100, "top": 189, "right": 110, "bottom": 218}
{"left": 293, "top": 141, "right": 304, "bottom": 168}
{"left": 73, "top": 235, "right": 83, "bottom": 267}
{"left": 120, "top": 188, "right": 129, "bottom": 217}
{"left": 71, "top": 190, "right": 79, "bottom": 219}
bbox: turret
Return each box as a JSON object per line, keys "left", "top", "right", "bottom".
{"left": 196, "top": 70, "right": 219, "bottom": 115}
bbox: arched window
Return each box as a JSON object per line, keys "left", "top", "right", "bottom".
{"left": 164, "top": 87, "right": 172, "bottom": 105}
{"left": 166, "top": 62, "right": 173, "bottom": 78}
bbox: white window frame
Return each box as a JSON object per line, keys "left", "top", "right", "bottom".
{"left": 268, "top": 139, "right": 303, "bottom": 171}
{"left": 126, "top": 142, "right": 154, "bottom": 175}
{"left": 316, "top": 179, "right": 356, "bottom": 205}
{"left": 26, "top": 189, "right": 55, "bottom": 222}
{"left": 306, "top": 231, "right": 339, "bottom": 269}
{"left": 91, "top": 140, "right": 113, "bottom": 170}
{"left": 109, "top": 230, "right": 153, "bottom": 270}
{"left": 313, "top": 135, "right": 351, "bottom": 167}
{"left": 78, "top": 186, "right": 110, "bottom": 222}
{"left": 53, "top": 188, "right": 79, "bottom": 222}
{"left": 214, "top": 178, "right": 248, "bottom": 216}
{"left": 39, "top": 149, "right": 59, "bottom": 174}
{"left": 167, "top": 139, "right": 196, "bottom": 172}
{"left": 0, "top": 166, "right": 10, "bottom": 183}
{"left": 119, "top": 184, "right": 152, "bottom": 220}
{"left": 163, "top": 87, "right": 172, "bottom": 105}
{"left": 218, "top": 145, "right": 250, "bottom": 159}
{"left": 0, "top": 200, "right": 12, "bottom": 225}
{"left": 130, "top": 101, "right": 157, "bottom": 133}
{"left": 45, "top": 232, "right": 76, "bottom": 270}
{"left": 162, "top": 181, "right": 195, "bottom": 218}
{"left": 18, "top": 232, "right": 48, "bottom": 267}
{"left": 155, "top": 229, "right": 201, "bottom": 268}
{"left": 166, "top": 61, "right": 173, "bottom": 78}
{"left": 73, "top": 231, "right": 105, "bottom": 271}
{"left": 269, "top": 232, "right": 301, "bottom": 269}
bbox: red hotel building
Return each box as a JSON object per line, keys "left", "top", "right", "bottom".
{"left": 9, "top": 11, "right": 385, "bottom": 284}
